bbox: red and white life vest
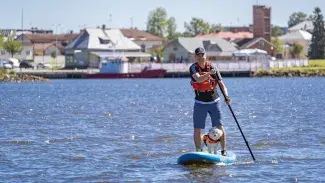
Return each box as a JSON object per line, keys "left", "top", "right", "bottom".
{"left": 202, "top": 134, "right": 220, "bottom": 146}
{"left": 191, "top": 61, "right": 217, "bottom": 91}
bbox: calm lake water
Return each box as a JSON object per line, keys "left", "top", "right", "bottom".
{"left": 1, "top": 78, "right": 325, "bottom": 183}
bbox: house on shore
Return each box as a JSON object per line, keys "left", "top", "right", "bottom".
{"left": 120, "top": 28, "right": 164, "bottom": 53}
{"left": 163, "top": 37, "right": 238, "bottom": 63}
{"left": 232, "top": 37, "right": 276, "bottom": 56}
{"left": 278, "top": 30, "right": 312, "bottom": 59}
{"left": 64, "top": 28, "right": 151, "bottom": 69}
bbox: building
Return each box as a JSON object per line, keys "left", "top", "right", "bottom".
{"left": 0, "top": 37, "right": 34, "bottom": 61}
{"left": 64, "top": 28, "right": 151, "bottom": 69}
{"left": 233, "top": 37, "right": 276, "bottom": 56}
{"left": 0, "top": 28, "right": 53, "bottom": 39}
{"left": 288, "top": 21, "right": 314, "bottom": 33}
{"left": 33, "top": 42, "right": 64, "bottom": 56}
{"left": 253, "top": 5, "right": 271, "bottom": 42}
{"left": 278, "top": 30, "right": 312, "bottom": 58}
{"left": 119, "top": 28, "right": 164, "bottom": 52}
{"left": 163, "top": 37, "right": 238, "bottom": 63}
{"left": 196, "top": 31, "right": 253, "bottom": 41}
{"left": 223, "top": 25, "right": 254, "bottom": 33}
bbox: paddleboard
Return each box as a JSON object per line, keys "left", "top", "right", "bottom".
{"left": 177, "top": 150, "right": 236, "bottom": 165}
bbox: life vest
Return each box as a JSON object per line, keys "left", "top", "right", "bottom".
{"left": 202, "top": 134, "right": 220, "bottom": 146}
{"left": 191, "top": 61, "right": 217, "bottom": 91}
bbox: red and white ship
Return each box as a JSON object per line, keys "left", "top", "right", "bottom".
{"left": 85, "top": 57, "right": 166, "bottom": 79}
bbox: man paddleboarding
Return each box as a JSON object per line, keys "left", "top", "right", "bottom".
{"left": 189, "top": 47, "right": 231, "bottom": 156}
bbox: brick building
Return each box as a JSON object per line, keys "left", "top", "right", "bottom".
{"left": 253, "top": 5, "right": 271, "bottom": 42}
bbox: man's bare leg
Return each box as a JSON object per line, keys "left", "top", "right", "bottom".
{"left": 217, "top": 125, "right": 227, "bottom": 153}
{"left": 194, "top": 128, "right": 202, "bottom": 151}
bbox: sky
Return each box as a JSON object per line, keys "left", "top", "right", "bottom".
{"left": 1, "top": 0, "right": 325, "bottom": 34}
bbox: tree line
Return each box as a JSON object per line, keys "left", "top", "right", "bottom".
{"left": 146, "top": 7, "right": 325, "bottom": 59}
{"left": 0, "top": 7, "right": 324, "bottom": 60}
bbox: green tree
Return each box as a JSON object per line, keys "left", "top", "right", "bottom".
{"left": 0, "top": 35, "right": 4, "bottom": 48}
{"left": 3, "top": 36, "right": 23, "bottom": 57}
{"left": 288, "top": 12, "right": 312, "bottom": 27}
{"left": 272, "top": 26, "right": 284, "bottom": 37}
{"left": 272, "top": 37, "right": 283, "bottom": 54}
{"left": 209, "top": 23, "right": 224, "bottom": 33}
{"left": 166, "top": 17, "right": 179, "bottom": 41}
{"left": 308, "top": 7, "right": 325, "bottom": 59}
{"left": 290, "top": 42, "right": 304, "bottom": 58}
{"left": 184, "top": 17, "right": 210, "bottom": 36}
{"left": 182, "top": 32, "right": 192, "bottom": 37}
{"left": 149, "top": 45, "right": 164, "bottom": 62}
{"left": 51, "top": 51, "right": 57, "bottom": 60}
{"left": 146, "top": 7, "right": 168, "bottom": 37}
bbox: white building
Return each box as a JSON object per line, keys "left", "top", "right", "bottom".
{"left": 64, "top": 28, "right": 151, "bottom": 69}
{"left": 278, "top": 30, "right": 312, "bottom": 58}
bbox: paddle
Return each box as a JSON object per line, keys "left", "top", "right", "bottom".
{"left": 216, "top": 80, "right": 256, "bottom": 161}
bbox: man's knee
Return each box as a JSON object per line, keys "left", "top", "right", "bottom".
{"left": 194, "top": 128, "right": 201, "bottom": 134}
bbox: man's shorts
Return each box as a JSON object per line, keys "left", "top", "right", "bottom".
{"left": 193, "top": 100, "right": 222, "bottom": 129}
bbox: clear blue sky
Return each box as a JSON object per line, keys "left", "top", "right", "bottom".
{"left": 1, "top": 0, "right": 325, "bottom": 33}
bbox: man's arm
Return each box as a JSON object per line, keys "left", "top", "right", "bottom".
{"left": 190, "top": 64, "right": 215, "bottom": 83}
{"left": 192, "top": 72, "right": 212, "bottom": 83}
{"left": 213, "top": 66, "right": 231, "bottom": 102}
{"left": 218, "top": 80, "right": 229, "bottom": 97}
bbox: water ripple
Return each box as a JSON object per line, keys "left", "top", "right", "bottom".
{"left": 1, "top": 78, "right": 325, "bottom": 182}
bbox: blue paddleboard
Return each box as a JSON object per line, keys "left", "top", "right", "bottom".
{"left": 177, "top": 150, "right": 236, "bottom": 165}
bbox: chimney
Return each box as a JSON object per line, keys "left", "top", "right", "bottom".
{"left": 102, "top": 24, "right": 106, "bottom": 30}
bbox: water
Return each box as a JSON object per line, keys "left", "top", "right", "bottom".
{"left": 0, "top": 78, "right": 325, "bottom": 183}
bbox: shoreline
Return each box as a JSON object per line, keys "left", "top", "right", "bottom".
{"left": 1, "top": 69, "right": 325, "bottom": 82}
{"left": 254, "top": 69, "right": 325, "bottom": 77}
{"left": 0, "top": 74, "right": 50, "bottom": 82}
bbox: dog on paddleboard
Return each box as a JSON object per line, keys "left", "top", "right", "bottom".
{"left": 201, "top": 127, "right": 223, "bottom": 154}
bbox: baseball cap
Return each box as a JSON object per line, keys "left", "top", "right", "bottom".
{"left": 195, "top": 47, "right": 206, "bottom": 55}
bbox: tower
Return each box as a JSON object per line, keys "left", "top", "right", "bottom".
{"left": 253, "top": 5, "right": 271, "bottom": 42}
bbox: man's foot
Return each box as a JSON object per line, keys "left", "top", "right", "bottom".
{"left": 221, "top": 150, "right": 227, "bottom": 156}
{"left": 196, "top": 148, "right": 203, "bottom": 152}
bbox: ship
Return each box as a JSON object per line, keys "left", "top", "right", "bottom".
{"left": 84, "top": 57, "right": 166, "bottom": 79}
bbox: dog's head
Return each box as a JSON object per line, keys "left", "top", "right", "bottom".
{"left": 208, "top": 127, "right": 223, "bottom": 141}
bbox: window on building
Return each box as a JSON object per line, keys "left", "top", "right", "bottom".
{"left": 26, "top": 50, "right": 31, "bottom": 56}
{"left": 99, "top": 38, "right": 111, "bottom": 44}
{"left": 258, "top": 41, "right": 265, "bottom": 49}
{"left": 0, "top": 50, "right": 5, "bottom": 55}
{"left": 141, "top": 44, "right": 146, "bottom": 52}
{"left": 66, "top": 56, "right": 74, "bottom": 64}
{"left": 169, "top": 54, "right": 176, "bottom": 63}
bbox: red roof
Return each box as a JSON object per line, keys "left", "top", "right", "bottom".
{"left": 120, "top": 29, "right": 164, "bottom": 41}
{"left": 24, "top": 34, "right": 79, "bottom": 43}
{"left": 196, "top": 32, "right": 253, "bottom": 39}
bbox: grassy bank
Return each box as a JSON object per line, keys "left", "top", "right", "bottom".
{"left": 257, "top": 60, "right": 325, "bottom": 77}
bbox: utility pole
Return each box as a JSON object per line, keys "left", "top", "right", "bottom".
{"left": 109, "top": 14, "right": 112, "bottom": 28}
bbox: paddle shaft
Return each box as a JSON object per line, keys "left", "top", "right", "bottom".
{"left": 216, "top": 80, "right": 256, "bottom": 161}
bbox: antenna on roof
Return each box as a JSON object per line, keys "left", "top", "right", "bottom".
{"left": 256, "top": 0, "right": 259, "bottom": 5}
{"left": 108, "top": 14, "right": 112, "bottom": 29}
